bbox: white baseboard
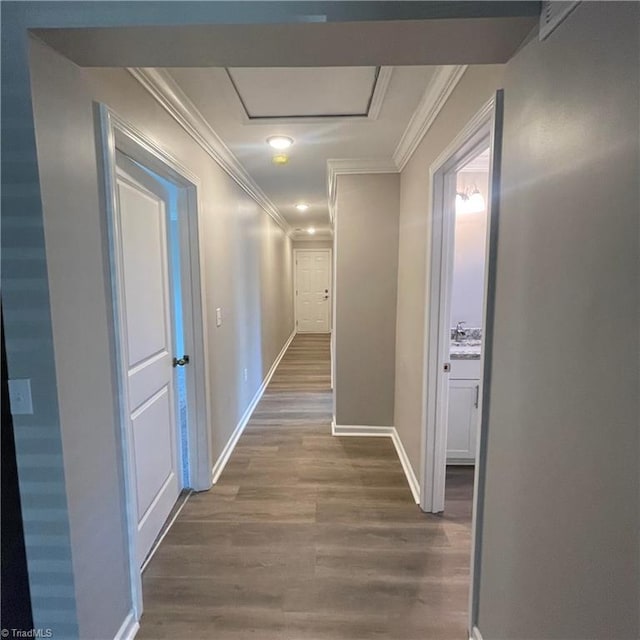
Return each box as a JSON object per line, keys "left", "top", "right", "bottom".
{"left": 211, "top": 329, "right": 296, "bottom": 484}
{"left": 331, "top": 420, "right": 394, "bottom": 437}
{"left": 331, "top": 418, "right": 420, "bottom": 504}
{"left": 470, "top": 626, "right": 484, "bottom": 640}
{"left": 390, "top": 429, "right": 420, "bottom": 504}
{"left": 113, "top": 611, "right": 139, "bottom": 640}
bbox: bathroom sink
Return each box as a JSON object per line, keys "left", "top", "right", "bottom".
{"left": 451, "top": 339, "right": 482, "bottom": 347}
{"left": 450, "top": 340, "right": 482, "bottom": 360}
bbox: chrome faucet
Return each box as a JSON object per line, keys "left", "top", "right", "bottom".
{"left": 453, "top": 321, "right": 467, "bottom": 342}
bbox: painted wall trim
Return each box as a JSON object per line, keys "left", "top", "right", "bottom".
{"left": 331, "top": 420, "right": 420, "bottom": 503}
{"left": 331, "top": 421, "right": 395, "bottom": 437}
{"left": 393, "top": 65, "right": 468, "bottom": 170}
{"left": 327, "top": 157, "right": 399, "bottom": 223}
{"left": 127, "top": 68, "right": 291, "bottom": 235}
{"left": 368, "top": 66, "right": 394, "bottom": 120}
{"left": 470, "top": 626, "right": 484, "bottom": 640}
{"left": 211, "top": 329, "right": 296, "bottom": 484}
{"left": 113, "top": 611, "right": 139, "bottom": 640}
{"left": 420, "top": 95, "right": 496, "bottom": 515}
{"left": 390, "top": 428, "right": 421, "bottom": 504}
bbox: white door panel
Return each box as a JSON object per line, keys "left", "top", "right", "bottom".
{"left": 296, "top": 250, "right": 331, "bottom": 332}
{"left": 119, "top": 181, "right": 168, "bottom": 367}
{"left": 127, "top": 352, "right": 172, "bottom": 412}
{"left": 115, "top": 153, "right": 181, "bottom": 567}
{"left": 131, "top": 387, "right": 174, "bottom": 519}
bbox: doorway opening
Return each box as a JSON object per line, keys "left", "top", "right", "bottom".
{"left": 97, "top": 105, "right": 212, "bottom": 619}
{"left": 420, "top": 92, "right": 503, "bottom": 635}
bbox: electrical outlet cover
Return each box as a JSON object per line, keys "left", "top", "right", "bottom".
{"left": 8, "top": 379, "right": 34, "bottom": 415}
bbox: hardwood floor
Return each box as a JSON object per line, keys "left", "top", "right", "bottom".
{"left": 137, "top": 333, "right": 473, "bottom": 640}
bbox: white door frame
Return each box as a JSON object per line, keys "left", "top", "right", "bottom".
{"left": 418, "top": 92, "right": 503, "bottom": 634}
{"left": 96, "top": 104, "right": 212, "bottom": 619}
{"left": 293, "top": 248, "right": 332, "bottom": 333}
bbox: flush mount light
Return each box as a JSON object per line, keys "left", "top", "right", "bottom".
{"left": 267, "top": 135, "right": 294, "bottom": 150}
{"left": 307, "top": 227, "right": 316, "bottom": 235}
{"left": 295, "top": 203, "right": 309, "bottom": 212}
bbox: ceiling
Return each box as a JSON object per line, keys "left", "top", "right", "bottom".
{"left": 227, "top": 67, "right": 381, "bottom": 119}
{"left": 36, "top": 9, "right": 539, "bottom": 240}
{"left": 165, "top": 65, "right": 439, "bottom": 236}
{"left": 459, "top": 148, "right": 491, "bottom": 173}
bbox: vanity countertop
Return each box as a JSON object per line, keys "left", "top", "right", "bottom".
{"left": 450, "top": 340, "right": 482, "bottom": 360}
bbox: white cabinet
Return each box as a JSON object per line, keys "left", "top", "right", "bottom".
{"left": 447, "top": 359, "right": 481, "bottom": 463}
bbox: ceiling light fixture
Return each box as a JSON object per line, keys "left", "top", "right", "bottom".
{"left": 267, "top": 135, "right": 294, "bottom": 150}
{"left": 455, "top": 186, "right": 485, "bottom": 214}
{"left": 307, "top": 227, "right": 316, "bottom": 235}
{"left": 295, "top": 203, "right": 309, "bottom": 212}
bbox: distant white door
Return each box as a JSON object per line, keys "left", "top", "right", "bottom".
{"left": 115, "top": 153, "right": 181, "bottom": 567}
{"left": 295, "top": 250, "right": 331, "bottom": 333}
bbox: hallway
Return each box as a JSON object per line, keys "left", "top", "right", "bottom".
{"left": 137, "top": 334, "right": 473, "bottom": 639}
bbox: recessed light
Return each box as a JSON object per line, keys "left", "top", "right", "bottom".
{"left": 296, "top": 203, "right": 309, "bottom": 212}
{"left": 267, "top": 136, "right": 293, "bottom": 150}
{"left": 307, "top": 227, "right": 316, "bottom": 235}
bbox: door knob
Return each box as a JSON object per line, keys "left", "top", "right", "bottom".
{"left": 172, "top": 355, "right": 190, "bottom": 367}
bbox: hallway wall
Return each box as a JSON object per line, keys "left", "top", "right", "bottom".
{"left": 476, "top": 3, "right": 639, "bottom": 637}
{"left": 334, "top": 173, "right": 400, "bottom": 427}
{"left": 292, "top": 239, "right": 333, "bottom": 250}
{"left": 28, "top": 38, "right": 294, "bottom": 640}
{"left": 394, "top": 65, "right": 505, "bottom": 475}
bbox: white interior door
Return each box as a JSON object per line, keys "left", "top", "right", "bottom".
{"left": 115, "top": 153, "right": 181, "bottom": 567}
{"left": 295, "top": 250, "right": 331, "bottom": 333}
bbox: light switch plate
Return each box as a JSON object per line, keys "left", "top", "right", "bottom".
{"left": 8, "top": 379, "right": 34, "bottom": 415}
{"left": 216, "top": 307, "right": 222, "bottom": 327}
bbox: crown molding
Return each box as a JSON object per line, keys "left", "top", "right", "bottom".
{"left": 326, "top": 65, "right": 466, "bottom": 221}
{"left": 393, "top": 65, "right": 467, "bottom": 171}
{"left": 127, "top": 68, "right": 291, "bottom": 235}
{"left": 368, "top": 66, "right": 393, "bottom": 121}
{"left": 326, "top": 157, "right": 399, "bottom": 223}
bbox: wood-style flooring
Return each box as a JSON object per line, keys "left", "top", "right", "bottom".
{"left": 137, "top": 333, "right": 474, "bottom": 639}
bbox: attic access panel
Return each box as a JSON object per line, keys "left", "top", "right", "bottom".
{"left": 227, "top": 66, "right": 388, "bottom": 120}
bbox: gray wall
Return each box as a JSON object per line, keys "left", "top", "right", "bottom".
{"left": 28, "top": 38, "right": 294, "bottom": 639}
{"left": 395, "top": 65, "right": 505, "bottom": 473}
{"left": 334, "top": 173, "right": 399, "bottom": 426}
{"left": 476, "top": 4, "right": 639, "bottom": 638}
{"left": 292, "top": 239, "right": 333, "bottom": 250}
